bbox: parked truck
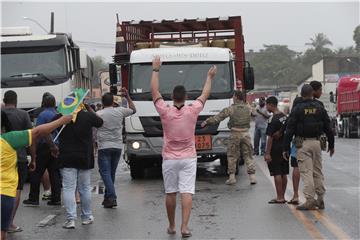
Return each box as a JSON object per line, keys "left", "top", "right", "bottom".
{"left": 109, "top": 16, "right": 254, "bottom": 179}
{"left": 336, "top": 74, "right": 360, "bottom": 138}
{"left": 1, "top": 13, "right": 94, "bottom": 117}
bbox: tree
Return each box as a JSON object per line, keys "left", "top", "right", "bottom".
{"left": 335, "top": 46, "right": 357, "bottom": 56}
{"left": 92, "top": 56, "right": 108, "bottom": 87}
{"left": 302, "top": 33, "right": 334, "bottom": 66}
{"left": 353, "top": 25, "right": 360, "bottom": 53}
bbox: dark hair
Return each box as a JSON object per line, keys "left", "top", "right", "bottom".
{"left": 301, "top": 84, "right": 314, "bottom": 98}
{"left": 3, "top": 90, "right": 17, "bottom": 105}
{"left": 43, "top": 94, "right": 56, "bottom": 108}
{"left": 1, "top": 110, "right": 12, "bottom": 132}
{"left": 234, "top": 90, "right": 246, "bottom": 102}
{"left": 172, "top": 85, "right": 186, "bottom": 102}
{"left": 102, "top": 92, "right": 114, "bottom": 107}
{"left": 310, "top": 81, "right": 322, "bottom": 91}
{"left": 41, "top": 92, "right": 52, "bottom": 107}
{"left": 266, "top": 96, "right": 278, "bottom": 106}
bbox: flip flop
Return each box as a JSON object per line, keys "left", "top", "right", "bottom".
{"left": 181, "top": 231, "right": 192, "bottom": 238}
{"left": 7, "top": 226, "right": 23, "bottom": 233}
{"left": 167, "top": 228, "right": 176, "bottom": 235}
{"left": 268, "top": 199, "right": 287, "bottom": 204}
{"left": 287, "top": 199, "right": 299, "bottom": 205}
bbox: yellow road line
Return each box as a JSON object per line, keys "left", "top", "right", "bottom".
{"left": 256, "top": 158, "right": 352, "bottom": 240}
{"left": 256, "top": 159, "right": 325, "bottom": 240}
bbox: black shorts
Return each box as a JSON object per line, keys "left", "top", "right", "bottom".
{"left": 291, "top": 157, "right": 298, "bottom": 168}
{"left": 17, "top": 162, "right": 28, "bottom": 190}
{"left": 267, "top": 152, "right": 289, "bottom": 176}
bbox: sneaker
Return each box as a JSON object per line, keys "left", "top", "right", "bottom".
{"left": 47, "top": 200, "right": 61, "bottom": 206}
{"left": 23, "top": 199, "right": 39, "bottom": 206}
{"left": 82, "top": 216, "right": 94, "bottom": 225}
{"left": 42, "top": 191, "right": 52, "bottom": 201}
{"left": 249, "top": 174, "right": 257, "bottom": 185}
{"left": 225, "top": 174, "right": 236, "bottom": 185}
{"left": 103, "top": 198, "right": 115, "bottom": 208}
{"left": 62, "top": 219, "right": 75, "bottom": 229}
{"left": 113, "top": 199, "right": 117, "bottom": 207}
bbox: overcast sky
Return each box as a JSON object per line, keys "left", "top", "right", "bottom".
{"left": 1, "top": 1, "right": 359, "bottom": 62}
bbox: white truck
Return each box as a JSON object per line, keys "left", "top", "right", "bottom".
{"left": 110, "top": 17, "right": 254, "bottom": 179}
{"left": 1, "top": 25, "right": 93, "bottom": 116}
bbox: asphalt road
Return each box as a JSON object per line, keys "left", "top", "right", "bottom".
{"left": 8, "top": 137, "right": 360, "bottom": 240}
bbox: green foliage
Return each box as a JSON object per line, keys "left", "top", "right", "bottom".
{"left": 247, "top": 32, "right": 356, "bottom": 87}
{"left": 353, "top": 25, "right": 360, "bottom": 53}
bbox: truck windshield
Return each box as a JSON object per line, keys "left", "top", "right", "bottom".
{"left": 130, "top": 61, "right": 234, "bottom": 100}
{"left": 1, "top": 46, "right": 67, "bottom": 88}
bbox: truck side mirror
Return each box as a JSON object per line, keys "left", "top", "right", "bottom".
{"left": 244, "top": 67, "right": 254, "bottom": 90}
{"left": 109, "top": 63, "right": 118, "bottom": 85}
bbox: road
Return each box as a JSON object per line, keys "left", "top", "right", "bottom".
{"left": 9, "top": 137, "right": 360, "bottom": 240}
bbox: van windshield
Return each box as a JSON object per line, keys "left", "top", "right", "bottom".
{"left": 130, "top": 61, "right": 234, "bottom": 100}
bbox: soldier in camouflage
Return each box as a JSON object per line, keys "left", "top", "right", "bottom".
{"left": 201, "top": 90, "right": 256, "bottom": 185}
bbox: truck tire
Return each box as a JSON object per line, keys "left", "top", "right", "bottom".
{"left": 129, "top": 158, "right": 145, "bottom": 180}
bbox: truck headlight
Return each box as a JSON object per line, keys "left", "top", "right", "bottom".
{"left": 132, "top": 141, "right": 140, "bottom": 150}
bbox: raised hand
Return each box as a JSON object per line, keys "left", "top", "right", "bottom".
{"left": 207, "top": 65, "right": 217, "bottom": 79}
{"left": 152, "top": 56, "right": 161, "bottom": 70}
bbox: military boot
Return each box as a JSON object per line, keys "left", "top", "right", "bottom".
{"left": 296, "top": 199, "right": 317, "bottom": 210}
{"left": 316, "top": 196, "right": 325, "bottom": 210}
{"left": 249, "top": 174, "right": 257, "bottom": 185}
{"left": 225, "top": 174, "right": 236, "bottom": 185}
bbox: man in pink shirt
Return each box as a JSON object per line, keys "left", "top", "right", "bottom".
{"left": 151, "top": 56, "right": 216, "bottom": 238}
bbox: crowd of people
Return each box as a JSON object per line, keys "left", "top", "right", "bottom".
{"left": 1, "top": 56, "right": 334, "bottom": 239}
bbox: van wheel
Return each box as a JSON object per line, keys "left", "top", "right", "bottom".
{"left": 129, "top": 158, "right": 145, "bottom": 179}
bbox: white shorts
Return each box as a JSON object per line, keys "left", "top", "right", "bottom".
{"left": 162, "top": 158, "right": 197, "bottom": 194}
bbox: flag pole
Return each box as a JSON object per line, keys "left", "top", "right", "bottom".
{"left": 53, "top": 89, "right": 90, "bottom": 142}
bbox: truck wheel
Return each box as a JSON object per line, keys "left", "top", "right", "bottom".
{"left": 129, "top": 158, "right": 145, "bottom": 180}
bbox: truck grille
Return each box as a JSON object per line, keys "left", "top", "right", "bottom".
{"left": 139, "top": 116, "right": 220, "bottom": 137}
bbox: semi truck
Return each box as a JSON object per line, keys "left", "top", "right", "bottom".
{"left": 1, "top": 13, "right": 94, "bottom": 117}
{"left": 336, "top": 75, "right": 360, "bottom": 138}
{"left": 109, "top": 16, "right": 254, "bottom": 179}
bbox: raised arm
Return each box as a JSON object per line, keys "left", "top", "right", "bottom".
{"left": 31, "top": 115, "right": 72, "bottom": 143}
{"left": 151, "top": 56, "right": 162, "bottom": 102}
{"left": 121, "top": 87, "right": 136, "bottom": 113}
{"left": 198, "top": 66, "right": 217, "bottom": 104}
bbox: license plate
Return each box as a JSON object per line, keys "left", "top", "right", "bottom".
{"left": 195, "top": 135, "right": 212, "bottom": 151}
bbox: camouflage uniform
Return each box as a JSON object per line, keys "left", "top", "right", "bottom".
{"left": 205, "top": 101, "right": 256, "bottom": 176}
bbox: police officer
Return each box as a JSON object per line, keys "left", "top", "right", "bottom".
{"left": 201, "top": 90, "right": 256, "bottom": 185}
{"left": 283, "top": 84, "right": 335, "bottom": 210}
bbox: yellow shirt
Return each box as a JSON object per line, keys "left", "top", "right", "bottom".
{"left": 0, "top": 130, "right": 32, "bottom": 197}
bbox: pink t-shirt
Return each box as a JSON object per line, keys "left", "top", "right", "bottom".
{"left": 155, "top": 98, "right": 204, "bottom": 160}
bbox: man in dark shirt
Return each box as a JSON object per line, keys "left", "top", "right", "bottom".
{"left": 56, "top": 104, "right": 103, "bottom": 229}
{"left": 2, "top": 90, "right": 35, "bottom": 233}
{"left": 23, "top": 94, "right": 61, "bottom": 206}
{"left": 264, "top": 96, "right": 288, "bottom": 204}
{"left": 283, "top": 84, "right": 334, "bottom": 210}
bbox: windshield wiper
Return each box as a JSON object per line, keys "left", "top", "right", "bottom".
{"left": 10, "top": 73, "right": 55, "bottom": 84}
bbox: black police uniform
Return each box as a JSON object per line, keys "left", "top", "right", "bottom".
{"left": 283, "top": 99, "right": 334, "bottom": 203}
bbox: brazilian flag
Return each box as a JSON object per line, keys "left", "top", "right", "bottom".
{"left": 57, "top": 88, "right": 89, "bottom": 116}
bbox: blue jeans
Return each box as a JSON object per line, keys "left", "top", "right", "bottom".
{"left": 61, "top": 168, "right": 92, "bottom": 221}
{"left": 98, "top": 148, "right": 122, "bottom": 200}
{"left": 254, "top": 126, "right": 267, "bottom": 154}
{"left": 1, "top": 195, "right": 15, "bottom": 231}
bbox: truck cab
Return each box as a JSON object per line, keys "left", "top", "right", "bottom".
{"left": 110, "top": 16, "right": 254, "bottom": 178}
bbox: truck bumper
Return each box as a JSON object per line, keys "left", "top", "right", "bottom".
{"left": 125, "top": 132, "right": 229, "bottom": 165}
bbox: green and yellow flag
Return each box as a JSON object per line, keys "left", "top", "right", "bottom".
{"left": 57, "top": 88, "right": 89, "bottom": 121}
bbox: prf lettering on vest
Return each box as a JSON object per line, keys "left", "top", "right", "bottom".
{"left": 304, "top": 108, "right": 316, "bottom": 114}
